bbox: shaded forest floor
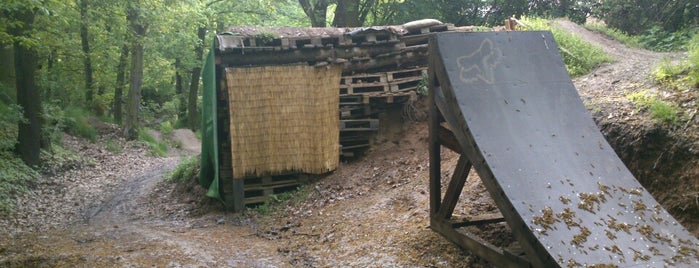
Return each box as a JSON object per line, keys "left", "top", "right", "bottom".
{"left": 1, "top": 20, "right": 697, "bottom": 267}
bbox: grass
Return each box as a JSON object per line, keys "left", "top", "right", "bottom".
{"left": 652, "top": 59, "right": 692, "bottom": 90}
{"left": 522, "top": 17, "right": 613, "bottom": 77}
{"left": 167, "top": 156, "right": 199, "bottom": 183}
{"left": 252, "top": 185, "right": 307, "bottom": 215}
{"left": 105, "top": 140, "right": 122, "bottom": 153}
{"left": 627, "top": 91, "right": 681, "bottom": 125}
{"left": 0, "top": 151, "right": 39, "bottom": 215}
{"left": 63, "top": 107, "right": 97, "bottom": 142}
{"left": 584, "top": 23, "right": 642, "bottom": 48}
{"left": 138, "top": 129, "right": 168, "bottom": 157}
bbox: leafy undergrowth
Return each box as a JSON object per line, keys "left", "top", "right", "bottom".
{"left": 522, "top": 17, "right": 613, "bottom": 77}
{"left": 584, "top": 23, "right": 697, "bottom": 52}
{"left": 627, "top": 91, "right": 682, "bottom": 125}
{"left": 138, "top": 129, "right": 168, "bottom": 157}
{"left": 0, "top": 152, "right": 39, "bottom": 215}
{"left": 167, "top": 156, "right": 199, "bottom": 183}
{"left": 583, "top": 23, "right": 643, "bottom": 48}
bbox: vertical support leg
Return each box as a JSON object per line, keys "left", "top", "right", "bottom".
{"left": 429, "top": 71, "right": 441, "bottom": 218}
{"left": 232, "top": 179, "right": 245, "bottom": 212}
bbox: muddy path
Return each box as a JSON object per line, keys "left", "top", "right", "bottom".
{"left": 0, "top": 130, "right": 287, "bottom": 267}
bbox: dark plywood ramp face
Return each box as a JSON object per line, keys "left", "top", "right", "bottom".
{"left": 430, "top": 31, "right": 699, "bottom": 267}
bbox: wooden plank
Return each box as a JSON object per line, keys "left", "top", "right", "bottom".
{"left": 339, "top": 119, "right": 379, "bottom": 131}
{"left": 430, "top": 219, "right": 530, "bottom": 268}
{"left": 437, "top": 155, "right": 472, "bottom": 220}
{"left": 450, "top": 213, "right": 506, "bottom": 228}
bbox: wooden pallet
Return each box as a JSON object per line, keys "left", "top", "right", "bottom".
{"left": 390, "top": 78, "right": 422, "bottom": 93}
{"left": 339, "top": 95, "right": 364, "bottom": 105}
{"left": 386, "top": 67, "right": 426, "bottom": 82}
{"left": 243, "top": 175, "right": 307, "bottom": 205}
{"left": 339, "top": 119, "right": 379, "bottom": 131}
{"left": 341, "top": 73, "right": 386, "bottom": 85}
{"left": 405, "top": 23, "right": 454, "bottom": 35}
{"left": 281, "top": 36, "right": 340, "bottom": 49}
{"left": 339, "top": 105, "right": 370, "bottom": 119}
{"left": 345, "top": 31, "right": 400, "bottom": 46}
{"left": 340, "top": 83, "right": 389, "bottom": 96}
{"left": 364, "top": 91, "right": 418, "bottom": 104}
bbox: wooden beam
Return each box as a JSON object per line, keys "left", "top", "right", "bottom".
{"left": 450, "top": 213, "right": 505, "bottom": 228}
{"left": 428, "top": 59, "right": 441, "bottom": 217}
{"left": 431, "top": 218, "right": 530, "bottom": 268}
{"left": 437, "top": 155, "right": 471, "bottom": 220}
{"left": 437, "top": 125, "right": 462, "bottom": 154}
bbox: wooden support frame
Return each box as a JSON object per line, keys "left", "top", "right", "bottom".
{"left": 428, "top": 61, "right": 530, "bottom": 268}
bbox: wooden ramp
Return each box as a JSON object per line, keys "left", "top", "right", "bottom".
{"left": 428, "top": 31, "right": 699, "bottom": 267}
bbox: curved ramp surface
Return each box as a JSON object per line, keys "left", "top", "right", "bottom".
{"left": 430, "top": 31, "right": 699, "bottom": 267}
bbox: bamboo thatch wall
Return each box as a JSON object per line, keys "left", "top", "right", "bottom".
{"left": 225, "top": 65, "right": 341, "bottom": 179}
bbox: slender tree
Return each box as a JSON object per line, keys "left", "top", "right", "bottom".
{"left": 123, "top": 0, "right": 148, "bottom": 139}
{"left": 79, "top": 0, "right": 95, "bottom": 105}
{"left": 298, "top": 0, "right": 329, "bottom": 27}
{"left": 186, "top": 27, "right": 206, "bottom": 130}
{"left": 113, "top": 44, "right": 129, "bottom": 124}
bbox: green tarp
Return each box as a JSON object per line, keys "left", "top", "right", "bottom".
{"left": 199, "top": 42, "right": 220, "bottom": 199}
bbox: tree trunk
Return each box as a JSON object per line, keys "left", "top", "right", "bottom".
{"left": 187, "top": 27, "right": 206, "bottom": 131}
{"left": 12, "top": 10, "right": 41, "bottom": 167}
{"left": 298, "top": 0, "right": 329, "bottom": 27}
{"left": 113, "top": 44, "right": 129, "bottom": 125}
{"left": 333, "top": 0, "right": 375, "bottom": 27}
{"left": 80, "top": 0, "right": 95, "bottom": 105}
{"left": 123, "top": 3, "right": 147, "bottom": 140}
{"left": 174, "top": 58, "right": 187, "bottom": 121}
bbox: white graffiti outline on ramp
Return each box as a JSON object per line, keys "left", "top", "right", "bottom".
{"left": 457, "top": 38, "right": 503, "bottom": 84}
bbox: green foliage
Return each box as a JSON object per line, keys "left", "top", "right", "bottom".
{"left": 105, "top": 140, "right": 122, "bottom": 153}
{"left": 63, "top": 107, "right": 97, "bottom": 142}
{"left": 159, "top": 121, "right": 174, "bottom": 137}
{"left": 584, "top": 23, "right": 642, "bottom": 48}
{"left": 252, "top": 187, "right": 302, "bottom": 215}
{"left": 627, "top": 91, "right": 681, "bottom": 125}
{"left": 0, "top": 151, "right": 39, "bottom": 215}
{"left": 523, "top": 17, "right": 613, "bottom": 77}
{"left": 689, "top": 33, "right": 699, "bottom": 87}
{"left": 416, "top": 72, "right": 428, "bottom": 96}
{"left": 648, "top": 101, "right": 681, "bottom": 125}
{"left": 42, "top": 103, "right": 65, "bottom": 145}
{"left": 138, "top": 128, "right": 168, "bottom": 157}
{"left": 652, "top": 59, "right": 692, "bottom": 89}
{"left": 593, "top": 0, "right": 698, "bottom": 35}
{"left": 167, "top": 156, "right": 199, "bottom": 183}
{"left": 0, "top": 103, "right": 23, "bottom": 151}
{"left": 254, "top": 31, "right": 279, "bottom": 46}
{"left": 638, "top": 26, "right": 696, "bottom": 52}
{"left": 40, "top": 145, "right": 91, "bottom": 174}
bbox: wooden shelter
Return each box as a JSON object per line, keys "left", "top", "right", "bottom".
{"left": 201, "top": 19, "right": 473, "bottom": 211}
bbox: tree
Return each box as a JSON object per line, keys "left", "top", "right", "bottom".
{"left": 79, "top": 0, "right": 95, "bottom": 105}
{"left": 123, "top": 0, "right": 148, "bottom": 139}
{"left": 186, "top": 27, "right": 206, "bottom": 130}
{"left": 332, "top": 0, "right": 375, "bottom": 27}
{"left": 3, "top": 3, "right": 43, "bottom": 167}
{"left": 298, "top": 0, "right": 330, "bottom": 27}
{"left": 113, "top": 44, "right": 129, "bottom": 124}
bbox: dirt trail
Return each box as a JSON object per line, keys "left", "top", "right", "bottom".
{"left": 1, "top": 21, "right": 696, "bottom": 267}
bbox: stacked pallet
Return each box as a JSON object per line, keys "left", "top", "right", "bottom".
{"left": 338, "top": 67, "right": 425, "bottom": 157}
